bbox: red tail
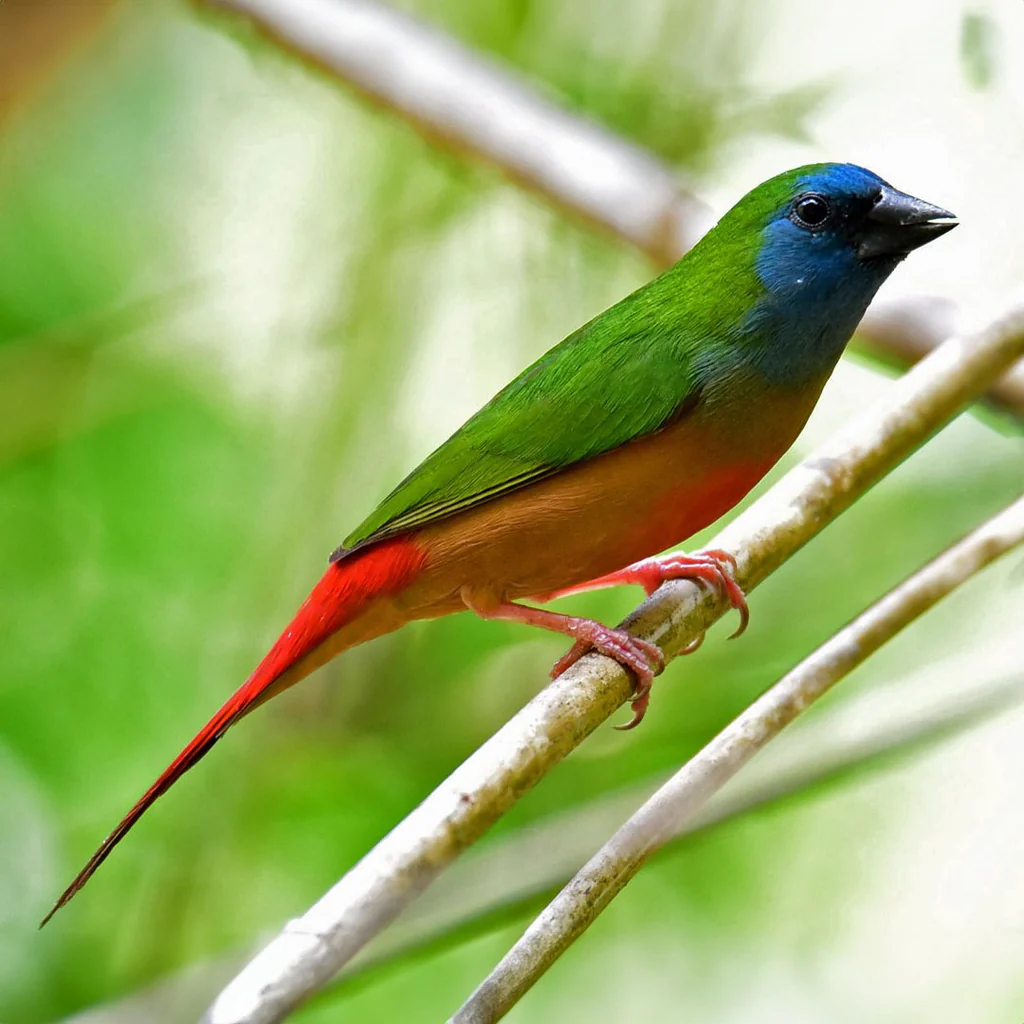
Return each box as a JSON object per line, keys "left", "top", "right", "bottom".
{"left": 41, "top": 537, "right": 425, "bottom": 926}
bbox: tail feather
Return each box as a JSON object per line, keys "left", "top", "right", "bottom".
{"left": 41, "top": 537, "right": 424, "bottom": 926}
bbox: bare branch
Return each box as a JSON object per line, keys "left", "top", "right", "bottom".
{"left": 196, "top": 0, "right": 1023, "bottom": 420}
{"left": 201, "top": 290, "right": 1024, "bottom": 1023}
{"left": 453, "top": 494, "right": 1024, "bottom": 1022}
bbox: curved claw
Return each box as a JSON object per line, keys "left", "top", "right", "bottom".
{"left": 629, "top": 636, "right": 665, "bottom": 675}
{"left": 612, "top": 629, "right": 705, "bottom": 729}
{"left": 468, "top": 597, "right": 668, "bottom": 729}
{"left": 702, "top": 548, "right": 738, "bottom": 572}
{"left": 614, "top": 688, "right": 650, "bottom": 731}
{"left": 551, "top": 633, "right": 663, "bottom": 679}
{"left": 680, "top": 631, "right": 705, "bottom": 655}
{"left": 722, "top": 581, "right": 749, "bottom": 638}
{"left": 544, "top": 547, "right": 748, "bottom": 729}
{"left": 697, "top": 549, "right": 748, "bottom": 638}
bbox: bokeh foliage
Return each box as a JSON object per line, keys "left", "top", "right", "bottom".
{"left": 1, "top": 1, "right": 1021, "bottom": 1022}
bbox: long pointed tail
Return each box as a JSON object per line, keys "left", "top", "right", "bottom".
{"left": 41, "top": 537, "right": 425, "bottom": 926}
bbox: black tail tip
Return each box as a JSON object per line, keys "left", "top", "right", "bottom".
{"left": 39, "top": 877, "right": 83, "bottom": 928}
{"left": 39, "top": 901, "right": 62, "bottom": 929}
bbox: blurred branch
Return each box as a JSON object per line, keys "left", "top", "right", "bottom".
{"left": 65, "top": 667, "right": 1024, "bottom": 1023}
{"left": 453, "top": 495, "right": 1024, "bottom": 1022}
{"left": 198, "top": 0, "right": 714, "bottom": 261}
{"left": 0, "top": 0, "right": 114, "bottom": 123}
{"left": 202, "top": 293, "right": 1024, "bottom": 1023}
{"left": 196, "top": 0, "right": 1024, "bottom": 421}
{"left": 857, "top": 296, "right": 1024, "bottom": 419}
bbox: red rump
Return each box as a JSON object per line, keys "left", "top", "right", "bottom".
{"left": 252, "top": 537, "right": 425, "bottom": 687}
{"left": 41, "top": 536, "right": 425, "bottom": 926}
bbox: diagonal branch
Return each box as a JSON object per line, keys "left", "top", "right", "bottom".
{"left": 452, "top": 493, "right": 1024, "bottom": 1022}
{"left": 196, "top": 0, "right": 1024, "bottom": 420}
{"left": 202, "top": 295, "right": 1024, "bottom": 1023}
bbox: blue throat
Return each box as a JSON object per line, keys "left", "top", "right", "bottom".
{"left": 744, "top": 220, "right": 896, "bottom": 387}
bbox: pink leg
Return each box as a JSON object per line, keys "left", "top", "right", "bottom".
{"left": 463, "top": 593, "right": 664, "bottom": 729}
{"left": 541, "top": 548, "right": 748, "bottom": 637}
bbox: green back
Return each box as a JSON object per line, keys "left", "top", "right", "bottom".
{"left": 340, "top": 166, "right": 813, "bottom": 553}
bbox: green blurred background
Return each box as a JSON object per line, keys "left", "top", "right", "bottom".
{"left": 1, "top": 0, "right": 1022, "bottom": 1021}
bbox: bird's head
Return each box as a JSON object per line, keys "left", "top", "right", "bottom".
{"left": 700, "top": 162, "right": 957, "bottom": 382}
{"left": 745, "top": 162, "right": 957, "bottom": 293}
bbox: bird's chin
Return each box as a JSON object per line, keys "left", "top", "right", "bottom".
{"left": 857, "top": 250, "right": 905, "bottom": 272}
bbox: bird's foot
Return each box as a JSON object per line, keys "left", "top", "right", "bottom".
{"left": 553, "top": 626, "right": 704, "bottom": 730}
{"left": 580, "top": 548, "right": 749, "bottom": 638}
{"left": 550, "top": 621, "right": 664, "bottom": 730}
{"left": 548, "top": 548, "right": 744, "bottom": 729}
{"left": 460, "top": 594, "right": 666, "bottom": 730}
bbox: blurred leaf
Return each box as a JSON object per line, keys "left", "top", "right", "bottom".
{"left": 960, "top": 11, "right": 997, "bottom": 90}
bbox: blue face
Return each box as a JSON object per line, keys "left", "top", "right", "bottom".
{"left": 758, "top": 163, "right": 898, "bottom": 291}
{"left": 748, "top": 163, "right": 904, "bottom": 385}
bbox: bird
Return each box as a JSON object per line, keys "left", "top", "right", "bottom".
{"left": 42, "top": 162, "right": 956, "bottom": 924}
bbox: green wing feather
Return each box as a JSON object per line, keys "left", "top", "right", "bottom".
{"left": 339, "top": 182, "right": 777, "bottom": 554}
{"left": 341, "top": 326, "right": 695, "bottom": 552}
{"left": 339, "top": 281, "right": 707, "bottom": 553}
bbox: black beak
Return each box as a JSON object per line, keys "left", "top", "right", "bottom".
{"left": 855, "top": 186, "right": 958, "bottom": 259}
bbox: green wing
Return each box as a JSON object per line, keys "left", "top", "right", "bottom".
{"left": 339, "top": 268, "right": 715, "bottom": 555}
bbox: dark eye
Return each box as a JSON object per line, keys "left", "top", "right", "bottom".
{"left": 792, "top": 193, "right": 831, "bottom": 228}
